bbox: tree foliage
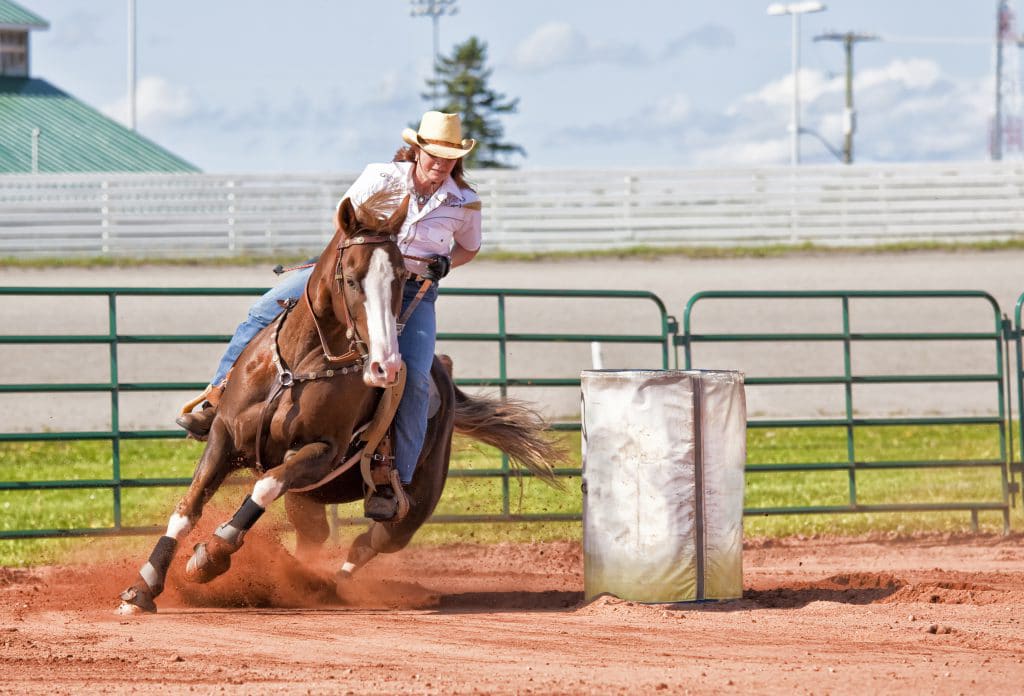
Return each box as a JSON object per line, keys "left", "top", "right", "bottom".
{"left": 425, "top": 36, "right": 525, "bottom": 169}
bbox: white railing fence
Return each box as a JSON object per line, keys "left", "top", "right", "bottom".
{"left": 2, "top": 162, "right": 1024, "bottom": 257}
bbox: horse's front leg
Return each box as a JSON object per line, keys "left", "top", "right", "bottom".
{"left": 184, "top": 440, "right": 337, "bottom": 584}
{"left": 117, "top": 421, "right": 235, "bottom": 614}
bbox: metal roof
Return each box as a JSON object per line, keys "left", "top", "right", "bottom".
{"left": 0, "top": 0, "right": 47, "bottom": 29}
{"left": 0, "top": 77, "right": 198, "bottom": 173}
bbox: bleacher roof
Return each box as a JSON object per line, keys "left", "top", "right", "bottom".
{"left": 0, "top": 77, "right": 198, "bottom": 173}
{"left": 0, "top": 0, "right": 47, "bottom": 29}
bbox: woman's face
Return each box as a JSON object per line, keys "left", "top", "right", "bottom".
{"left": 417, "top": 149, "right": 458, "bottom": 187}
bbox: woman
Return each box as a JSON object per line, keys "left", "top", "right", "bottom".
{"left": 177, "top": 110, "right": 481, "bottom": 502}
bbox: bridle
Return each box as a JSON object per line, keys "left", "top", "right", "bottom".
{"left": 303, "top": 231, "right": 400, "bottom": 368}
{"left": 256, "top": 230, "right": 400, "bottom": 474}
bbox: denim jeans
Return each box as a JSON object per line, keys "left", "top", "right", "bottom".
{"left": 394, "top": 280, "right": 438, "bottom": 484}
{"left": 211, "top": 266, "right": 313, "bottom": 386}
{"left": 213, "top": 270, "right": 436, "bottom": 485}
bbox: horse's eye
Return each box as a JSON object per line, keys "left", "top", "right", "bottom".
{"left": 346, "top": 278, "right": 359, "bottom": 290}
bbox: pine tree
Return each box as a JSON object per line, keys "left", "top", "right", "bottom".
{"left": 425, "top": 37, "right": 525, "bottom": 169}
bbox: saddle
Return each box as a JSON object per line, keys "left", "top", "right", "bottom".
{"left": 289, "top": 364, "right": 411, "bottom": 522}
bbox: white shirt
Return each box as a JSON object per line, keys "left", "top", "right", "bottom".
{"left": 339, "top": 161, "right": 482, "bottom": 275}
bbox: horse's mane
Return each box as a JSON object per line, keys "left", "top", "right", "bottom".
{"left": 353, "top": 188, "right": 407, "bottom": 235}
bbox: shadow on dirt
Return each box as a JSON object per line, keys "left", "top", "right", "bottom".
{"left": 437, "top": 590, "right": 584, "bottom": 613}
{"left": 734, "top": 572, "right": 904, "bottom": 609}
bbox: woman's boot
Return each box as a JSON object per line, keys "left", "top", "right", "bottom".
{"left": 175, "top": 381, "right": 225, "bottom": 440}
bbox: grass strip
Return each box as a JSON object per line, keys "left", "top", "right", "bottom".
{"left": 1, "top": 423, "right": 1020, "bottom": 566}
{"left": 4, "top": 237, "right": 1024, "bottom": 270}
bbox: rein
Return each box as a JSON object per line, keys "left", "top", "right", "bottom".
{"left": 306, "top": 232, "right": 398, "bottom": 364}
{"left": 253, "top": 231, "right": 398, "bottom": 474}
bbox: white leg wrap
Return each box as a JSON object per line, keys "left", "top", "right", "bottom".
{"left": 251, "top": 476, "right": 284, "bottom": 508}
{"left": 165, "top": 512, "right": 192, "bottom": 539}
{"left": 340, "top": 561, "right": 356, "bottom": 574}
{"left": 139, "top": 562, "right": 161, "bottom": 590}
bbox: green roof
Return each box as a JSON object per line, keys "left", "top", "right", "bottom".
{"left": 0, "top": 0, "right": 47, "bottom": 29}
{"left": 0, "top": 77, "right": 198, "bottom": 173}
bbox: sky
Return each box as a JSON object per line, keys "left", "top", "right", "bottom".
{"left": 18, "top": 0, "right": 1022, "bottom": 172}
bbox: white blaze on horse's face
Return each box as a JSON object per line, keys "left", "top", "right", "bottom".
{"left": 362, "top": 247, "right": 401, "bottom": 387}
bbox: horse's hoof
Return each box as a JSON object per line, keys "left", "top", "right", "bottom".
{"left": 184, "top": 540, "right": 232, "bottom": 584}
{"left": 116, "top": 585, "right": 156, "bottom": 614}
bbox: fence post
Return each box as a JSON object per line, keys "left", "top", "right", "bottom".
{"left": 623, "top": 174, "right": 635, "bottom": 241}
{"left": 100, "top": 180, "right": 110, "bottom": 254}
{"left": 227, "top": 179, "right": 236, "bottom": 253}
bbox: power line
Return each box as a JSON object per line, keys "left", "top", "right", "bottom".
{"left": 813, "top": 32, "right": 878, "bottom": 164}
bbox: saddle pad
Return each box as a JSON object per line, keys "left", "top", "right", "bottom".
{"left": 427, "top": 376, "right": 441, "bottom": 419}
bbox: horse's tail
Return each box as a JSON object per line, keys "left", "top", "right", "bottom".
{"left": 452, "top": 385, "right": 567, "bottom": 490}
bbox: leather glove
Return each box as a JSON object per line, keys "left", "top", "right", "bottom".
{"left": 423, "top": 254, "right": 451, "bottom": 282}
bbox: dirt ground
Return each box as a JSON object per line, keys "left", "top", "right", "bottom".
{"left": 1, "top": 532, "right": 1023, "bottom": 695}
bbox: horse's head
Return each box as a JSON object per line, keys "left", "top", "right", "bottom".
{"left": 333, "top": 191, "right": 409, "bottom": 388}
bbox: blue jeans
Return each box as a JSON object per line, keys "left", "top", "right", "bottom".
{"left": 211, "top": 266, "right": 313, "bottom": 386}
{"left": 395, "top": 280, "right": 438, "bottom": 484}
{"left": 212, "top": 270, "right": 436, "bottom": 485}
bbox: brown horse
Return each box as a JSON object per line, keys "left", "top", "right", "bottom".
{"left": 117, "top": 190, "right": 563, "bottom": 615}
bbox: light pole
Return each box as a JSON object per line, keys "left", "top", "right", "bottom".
{"left": 767, "top": 2, "right": 827, "bottom": 165}
{"left": 409, "top": 0, "right": 458, "bottom": 107}
{"left": 128, "top": 0, "right": 136, "bottom": 131}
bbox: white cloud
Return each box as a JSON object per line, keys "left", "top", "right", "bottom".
{"left": 691, "top": 138, "right": 790, "bottom": 167}
{"left": 743, "top": 68, "right": 842, "bottom": 109}
{"left": 512, "top": 21, "right": 590, "bottom": 71}
{"left": 856, "top": 58, "right": 942, "bottom": 92}
{"left": 547, "top": 57, "right": 993, "bottom": 167}
{"left": 102, "top": 75, "right": 197, "bottom": 128}
{"left": 511, "top": 22, "right": 731, "bottom": 73}
{"left": 650, "top": 94, "right": 692, "bottom": 125}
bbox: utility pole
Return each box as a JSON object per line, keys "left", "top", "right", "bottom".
{"left": 814, "top": 31, "right": 877, "bottom": 164}
{"left": 128, "top": 0, "right": 136, "bottom": 131}
{"left": 409, "top": 0, "right": 458, "bottom": 107}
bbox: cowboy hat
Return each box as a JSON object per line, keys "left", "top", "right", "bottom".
{"left": 401, "top": 111, "right": 476, "bottom": 159}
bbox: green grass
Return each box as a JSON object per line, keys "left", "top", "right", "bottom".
{"left": 5, "top": 236, "right": 1024, "bottom": 269}
{"left": 1, "top": 423, "right": 1021, "bottom": 566}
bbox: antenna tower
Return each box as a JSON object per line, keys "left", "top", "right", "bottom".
{"left": 993, "top": 0, "right": 1023, "bottom": 159}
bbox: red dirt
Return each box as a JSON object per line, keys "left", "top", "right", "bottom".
{"left": 2, "top": 532, "right": 1024, "bottom": 694}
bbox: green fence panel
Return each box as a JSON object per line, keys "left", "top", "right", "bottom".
{"left": 1012, "top": 292, "right": 1024, "bottom": 506}
{"left": 682, "top": 290, "right": 1012, "bottom": 532}
{"left": 0, "top": 286, "right": 674, "bottom": 539}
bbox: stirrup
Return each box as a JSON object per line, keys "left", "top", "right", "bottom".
{"left": 363, "top": 469, "right": 410, "bottom": 522}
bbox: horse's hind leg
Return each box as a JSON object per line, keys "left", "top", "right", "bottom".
{"left": 117, "top": 421, "right": 234, "bottom": 614}
{"left": 184, "top": 440, "right": 336, "bottom": 584}
{"left": 285, "top": 493, "right": 330, "bottom": 563}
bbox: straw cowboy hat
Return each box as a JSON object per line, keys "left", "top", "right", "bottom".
{"left": 402, "top": 111, "right": 476, "bottom": 159}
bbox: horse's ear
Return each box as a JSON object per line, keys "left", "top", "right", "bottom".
{"left": 336, "top": 197, "right": 358, "bottom": 236}
{"left": 385, "top": 194, "right": 410, "bottom": 231}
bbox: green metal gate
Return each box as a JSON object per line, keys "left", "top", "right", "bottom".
{"left": 1, "top": 286, "right": 1019, "bottom": 541}
{"left": 0, "top": 286, "right": 673, "bottom": 539}
{"left": 1011, "top": 291, "right": 1024, "bottom": 507}
{"left": 681, "top": 290, "right": 1012, "bottom": 532}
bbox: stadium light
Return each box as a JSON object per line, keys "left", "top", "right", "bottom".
{"left": 410, "top": 0, "right": 459, "bottom": 107}
{"left": 767, "top": 2, "right": 827, "bottom": 165}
